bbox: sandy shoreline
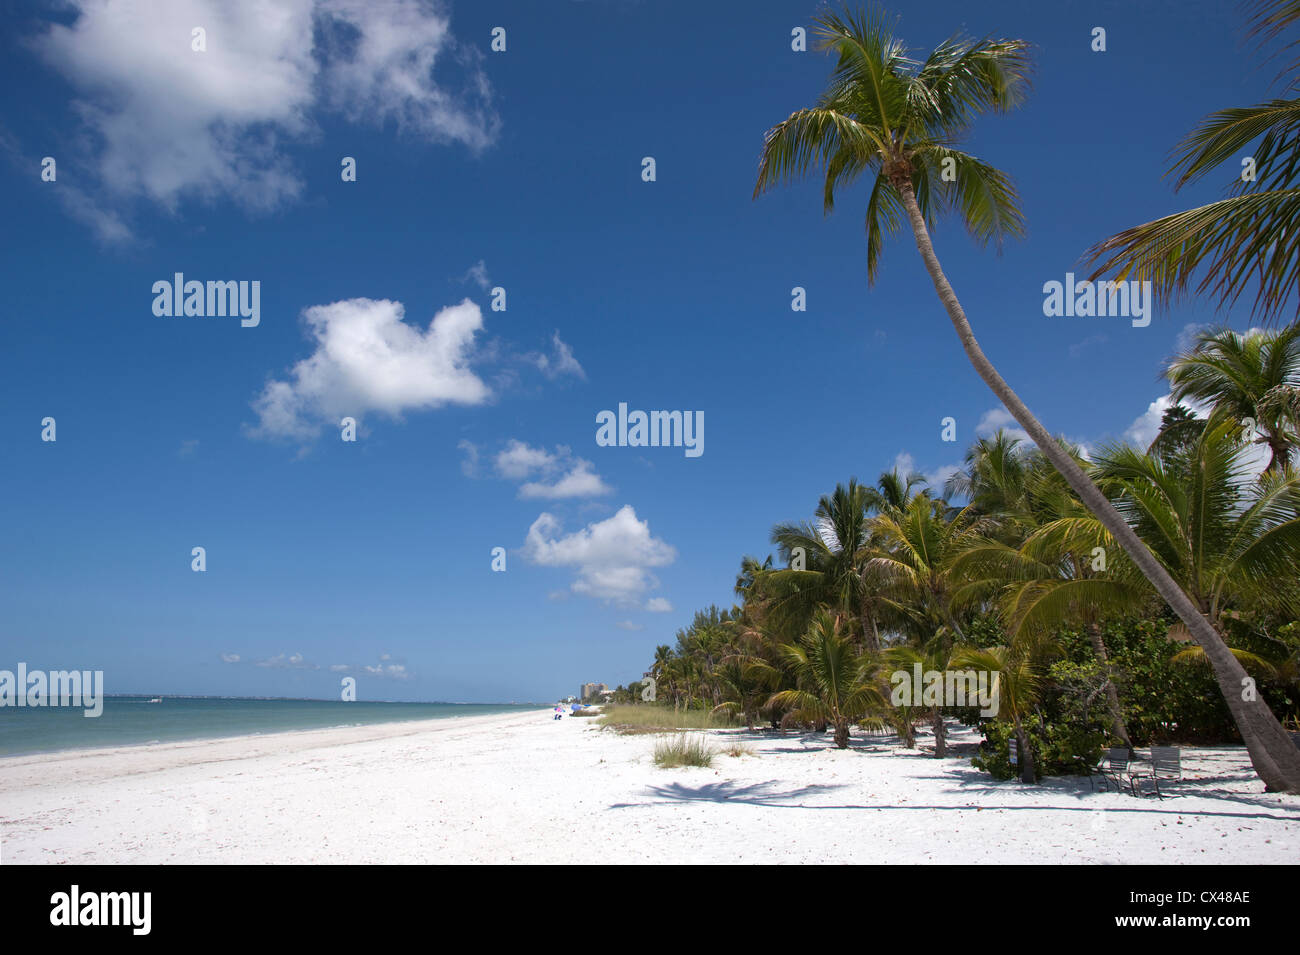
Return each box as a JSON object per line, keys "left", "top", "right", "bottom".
{"left": 2, "top": 710, "right": 1296, "bottom": 864}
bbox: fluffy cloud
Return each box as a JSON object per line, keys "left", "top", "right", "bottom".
{"left": 496, "top": 439, "right": 559, "bottom": 480}
{"left": 31, "top": 0, "right": 496, "bottom": 228}
{"left": 644, "top": 597, "right": 673, "bottom": 613}
{"left": 493, "top": 439, "right": 612, "bottom": 499}
{"left": 1125, "top": 394, "right": 1178, "bottom": 449}
{"left": 521, "top": 505, "right": 676, "bottom": 607}
{"left": 219, "top": 652, "right": 240, "bottom": 663}
{"left": 249, "top": 297, "right": 490, "bottom": 440}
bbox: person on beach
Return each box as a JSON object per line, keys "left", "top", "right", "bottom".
{"left": 553, "top": 705, "right": 563, "bottom": 720}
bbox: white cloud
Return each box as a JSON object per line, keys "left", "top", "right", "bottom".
{"left": 362, "top": 663, "right": 410, "bottom": 679}
{"left": 494, "top": 439, "right": 611, "bottom": 499}
{"left": 529, "top": 332, "right": 585, "bottom": 380}
{"left": 520, "top": 461, "right": 611, "bottom": 499}
{"left": 495, "top": 439, "right": 558, "bottom": 480}
{"left": 975, "top": 407, "right": 1030, "bottom": 444}
{"left": 462, "top": 260, "right": 490, "bottom": 290}
{"left": 615, "top": 620, "right": 644, "bottom": 631}
{"left": 521, "top": 505, "right": 676, "bottom": 607}
{"left": 248, "top": 297, "right": 490, "bottom": 441}
{"left": 644, "top": 597, "right": 673, "bottom": 613}
{"left": 457, "top": 439, "right": 481, "bottom": 477}
{"left": 1126, "top": 394, "right": 1177, "bottom": 449}
{"left": 1174, "top": 322, "right": 1213, "bottom": 356}
{"left": 255, "top": 652, "right": 317, "bottom": 669}
{"left": 893, "top": 451, "right": 961, "bottom": 495}
{"left": 1125, "top": 393, "right": 1216, "bottom": 448}
{"left": 31, "top": 0, "right": 496, "bottom": 228}
{"left": 220, "top": 652, "right": 240, "bottom": 663}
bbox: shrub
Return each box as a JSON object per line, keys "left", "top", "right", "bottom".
{"left": 653, "top": 734, "right": 715, "bottom": 768}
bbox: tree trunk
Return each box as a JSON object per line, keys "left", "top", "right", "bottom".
{"left": 834, "top": 717, "right": 850, "bottom": 749}
{"left": 1013, "top": 718, "right": 1036, "bottom": 784}
{"left": 932, "top": 708, "right": 947, "bottom": 758}
{"left": 897, "top": 181, "right": 1300, "bottom": 793}
{"left": 1087, "top": 621, "right": 1134, "bottom": 755}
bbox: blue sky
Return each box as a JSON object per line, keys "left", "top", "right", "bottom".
{"left": 0, "top": 0, "right": 1274, "bottom": 702}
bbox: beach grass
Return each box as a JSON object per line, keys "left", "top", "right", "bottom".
{"left": 722, "top": 742, "right": 755, "bottom": 758}
{"left": 653, "top": 734, "right": 715, "bottom": 768}
{"left": 598, "top": 704, "right": 738, "bottom": 735}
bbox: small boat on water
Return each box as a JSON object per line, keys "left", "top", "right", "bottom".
{"left": 146, "top": 697, "right": 162, "bottom": 704}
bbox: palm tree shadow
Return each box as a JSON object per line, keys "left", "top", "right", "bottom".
{"left": 942, "top": 760, "right": 1300, "bottom": 817}
{"left": 609, "top": 779, "right": 848, "bottom": 809}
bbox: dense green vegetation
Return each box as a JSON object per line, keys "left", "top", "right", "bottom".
{"left": 685, "top": 0, "right": 1300, "bottom": 789}
{"left": 620, "top": 329, "right": 1300, "bottom": 784}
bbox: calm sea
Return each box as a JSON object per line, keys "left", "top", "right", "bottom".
{"left": 0, "top": 697, "right": 549, "bottom": 757}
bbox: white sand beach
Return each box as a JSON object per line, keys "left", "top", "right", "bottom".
{"left": 1, "top": 710, "right": 1296, "bottom": 864}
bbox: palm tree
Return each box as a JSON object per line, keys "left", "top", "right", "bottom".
{"left": 1084, "top": 2, "right": 1300, "bottom": 324}
{"left": 769, "top": 479, "right": 884, "bottom": 649}
{"left": 868, "top": 493, "right": 982, "bottom": 642}
{"left": 1165, "top": 325, "right": 1300, "bottom": 474}
{"left": 950, "top": 497, "right": 1148, "bottom": 753}
{"left": 956, "top": 646, "right": 1043, "bottom": 783}
{"left": 754, "top": 5, "right": 1300, "bottom": 790}
{"left": 884, "top": 637, "right": 965, "bottom": 756}
{"left": 768, "top": 610, "right": 885, "bottom": 748}
{"left": 1091, "top": 421, "right": 1300, "bottom": 634}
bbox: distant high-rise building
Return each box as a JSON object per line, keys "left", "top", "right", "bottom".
{"left": 579, "top": 682, "right": 608, "bottom": 701}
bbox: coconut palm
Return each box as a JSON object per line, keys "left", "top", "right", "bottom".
{"left": 1165, "top": 324, "right": 1300, "bottom": 474}
{"left": 956, "top": 646, "right": 1043, "bottom": 783}
{"left": 754, "top": 5, "right": 1300, "bottom": 790}
{"left": 868, "top": 493, "right": 983, "bottom": 642}
{"left": 768, "top": 610, "right": 885, "bottom": 748}
{"left": 884, "top": 637, "right": 967, "bottom": 757}
{"left": 1090, "top": 421, "right": 1300, "bottom": 631}
{"left": 950, "top": 498, "right": 1149, "bottom": 752}
{"left": 1084, "top": 1, "right": 1300, "bottom": 323}
{"left": 768, "top": 479, "right": 884, "bottom": 649}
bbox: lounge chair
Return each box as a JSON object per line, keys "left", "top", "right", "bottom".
{"left": 1130, "top": 746, "right": 1181, "bottom": 799}
{"left": 1089, "top": 747, "right": 1132, "bottom": 793}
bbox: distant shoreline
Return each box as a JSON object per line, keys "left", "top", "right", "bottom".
{"left": 0, "top": 699, "right": 550, "bottom": 760}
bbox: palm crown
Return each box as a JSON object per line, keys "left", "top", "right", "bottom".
{"left": 753, "top": 8, "right": 1031, "bottom": 282}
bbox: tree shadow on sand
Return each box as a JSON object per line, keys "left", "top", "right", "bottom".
{"left": 608, "top": 772, "right": 1300, "bottom": 822}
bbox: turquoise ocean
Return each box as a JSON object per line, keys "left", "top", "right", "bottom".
{"left": 0, "top": 697, "right": 548, "bottom": 757}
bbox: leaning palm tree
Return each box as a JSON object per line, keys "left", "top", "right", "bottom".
{"left": 754, "top": 5, "right": 1300, "bottom": 790}
{"left": 768, "top": 610, "right": 885, "bottom": 748}
{"left": 1165, "top": 324, "right": 1300, "bottom": 474}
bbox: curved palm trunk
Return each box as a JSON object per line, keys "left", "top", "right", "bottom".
{"left": 1087, "top": 621, "right": 1134, "bottom": 755}
{"left": 897, "top": 181, "right": 1300, "bottom": 792}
